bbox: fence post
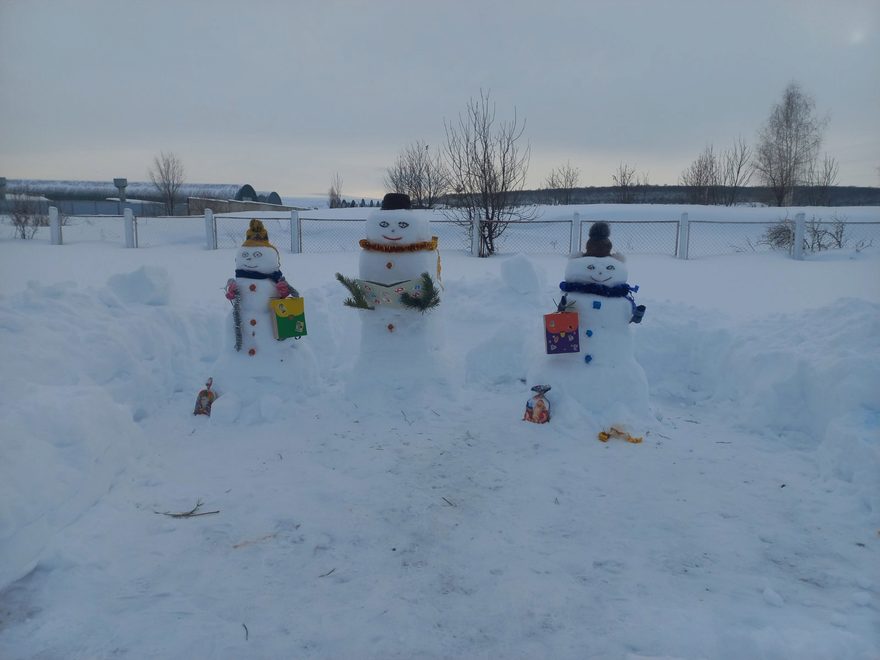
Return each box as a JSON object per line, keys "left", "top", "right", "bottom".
{"left": 49, "top": 206, "right": 62, "bottom": 245}
{"left": 290, "top": 210, "right": 302, "bottom": 253}
{"left": 677, "top": 212, "right": 690, "bottom": 259}
{"left": 570, "top": 212, "right": 581, "bottom": 253}
{"left": 204, "top": 209, "right": 216, "bottom": 250}
{"left": 471, "top": 217, "right": 481, "bottom": 256}
{"left": 792, "top": 212, "right": 805, "bottom": 260}
{"left": 124, "top": 208, "right": 136, "bottom": 248}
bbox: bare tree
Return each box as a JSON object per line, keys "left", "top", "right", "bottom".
{"left": 680, "top": 146, "right": 719, "bottom": 204}
{"left": 803, "top": 154, "right": 839, "bottom": 206}
{"left": 544, "top": 161, "right": 580, "bottom": 205}
{"left": 328, "top": 172, "right": 343, "bottom": 208}
{"left": 384, "top": 140, "right": 450, "bottom": 208}
{"left": 148, "top": 151, "right": 185, "bottom": 215}
{"left": 719, "top": 136, "right": 754, "bottom": 206}
{"left": 444, "top": 90, "right": 534, "bottom": 257}
{"left": 753, "top": 82, "right": 828, "bottom": 206}
{"left": 9, "top": 192, "right": 48, "bottom": 239}
{"left": 611, "top": 162, "right": 638, "bottom": 203}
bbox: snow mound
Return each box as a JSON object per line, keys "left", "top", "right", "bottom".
{"left": 0, "top": 275, "right": 218, "bottom": 590}
{"left": 106, "top": 266, "right": 171, "bottom": 306}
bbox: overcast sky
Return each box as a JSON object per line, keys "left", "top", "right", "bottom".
{"left": 1, "top": 0, "right": 878, "bottom": 200}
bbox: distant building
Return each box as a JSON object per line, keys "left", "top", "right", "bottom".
{"left": 1, "top": 179, "right": 284, "bottom": 216}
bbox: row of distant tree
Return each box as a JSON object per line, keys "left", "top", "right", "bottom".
{"left": 325, "top": 83, "right": 869, "bottom": 256}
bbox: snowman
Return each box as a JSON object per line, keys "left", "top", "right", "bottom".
{"left": 532, "top": 222, "right": 650, "bottom": 440}
{"left": 208, "top": 219, "right": 318, "bottom": 424}
{"left": 224, "top": 219, "right": 298, "bottom": 357}
{"left": 336, "top": 193, "right": 445, "bottom": 406}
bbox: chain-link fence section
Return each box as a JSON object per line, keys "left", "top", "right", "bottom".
{"left": 133, "top": 216, "right": 206, "bottom": 248}
{"left": 215, "top": 215, "right": 293, "bottom": 250}
{"left": 687, "top": 220, "right": 778, "bottom": 257}
{"left": 487, "top": 220, "right": 573, "bottom": 254}
{"left": 686, "top": 219, "right": 880, "bottom": 257}
{"left": 22, "top": 207, "right": 880, "bottom": 259}
{"left": 576, "top": 220, "right": 679, "bottom": 255}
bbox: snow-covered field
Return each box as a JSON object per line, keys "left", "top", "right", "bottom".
{"left": 1, "top": 207, "right": 878, "bottom": 659}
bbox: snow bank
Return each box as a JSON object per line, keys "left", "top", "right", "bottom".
{"left": 0, "top": 269, "right": 219, "bottom": 589}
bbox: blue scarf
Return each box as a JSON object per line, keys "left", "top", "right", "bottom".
{"left": 559, "top": 280, "right": 644, "bottom": 323}
{"left": 559, "top": 281, "right": 638, "bottom": 298}
{"left": 236, "top": 269, "right": 283, "bottom": 282}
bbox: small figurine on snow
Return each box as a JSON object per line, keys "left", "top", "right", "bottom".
{"left": 225, "top": 219, "right": 303, "bottom": 357}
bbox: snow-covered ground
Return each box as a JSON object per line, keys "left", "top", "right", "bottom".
{"left": 1, "top": 208, "right": 878, "bottom": 659}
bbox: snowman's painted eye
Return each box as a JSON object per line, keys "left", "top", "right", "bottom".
{"left": 398, "top": 221, "right": 409, "bottom": 229}
{"left": 241, "top": 251, "right": 249, "bottom": 257}
{"left": 606, "top": 264, "right": 615, "bottom": 270}
{"left": 379, "top": 221, "right": 390, "bottom": 228}
{"left": 587, "top": 264, "right": 595, "bottom": 270}
{"left": 254, "top": 251, "right": 263, "bottom": 257}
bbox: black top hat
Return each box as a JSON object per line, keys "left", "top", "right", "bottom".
{"left": 381, "top": 193, "right": 411, "bottom": 210}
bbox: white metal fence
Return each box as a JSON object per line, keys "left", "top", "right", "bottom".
{"left": 34, "top": 207, "right": 880, "bottom": 260}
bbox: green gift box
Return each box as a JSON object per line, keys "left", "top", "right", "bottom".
{"left": 269, "top": 297, "right": 307, "bottom": 340}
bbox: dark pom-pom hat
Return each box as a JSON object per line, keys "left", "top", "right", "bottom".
{"left": 585, "top": 221, "right": 612, "bottom": 257}
{"left": 381, "top": 193, "right": 412, "bottom": 211}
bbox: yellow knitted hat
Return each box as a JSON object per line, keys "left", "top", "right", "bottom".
{"left": 242, "top": 219, "right": 277, "bottom": 252}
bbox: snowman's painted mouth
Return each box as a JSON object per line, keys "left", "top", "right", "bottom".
{"left": 382, "top": 235, "right": 402, "bottom": 241}
{"left": 590, "top": 275, "right": 612, "bottom": 283}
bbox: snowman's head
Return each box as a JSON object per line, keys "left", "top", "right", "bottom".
{"left": 236, "top": 219, "right": 280, "bottom": 273}
{"left": 235, "top": 245, "right": 279, "bottom": 273}
{"left": 565, "top": 254, "right": 628, "bottom": 286}
{"left": 565, "top": 220, "right": 628, "bottom": 285}
{"left": 365, "top": 193, "right": 431, "bottom": 246}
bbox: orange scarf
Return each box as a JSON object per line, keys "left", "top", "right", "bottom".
{"left": 359, "top": 236, "right": 438, "bottom": 253}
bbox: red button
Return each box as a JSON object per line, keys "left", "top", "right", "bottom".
{"left": 386, "top": 262, "right": 393, "bottom": 269}
{"left": 250, "top": 319, "right": 257, "bottom": 326}
{"left": 248, "top": 348, "right": 256, "bottom": 356}
{"left": 249, "top": 284, "right": 257, "bottom": 291}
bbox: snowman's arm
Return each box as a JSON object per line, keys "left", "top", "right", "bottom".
{"left": 275, "top": 276, "right": 298, "bottom": 298}
{"left": 225, "top": 278, "right": 237, "bottom": 301}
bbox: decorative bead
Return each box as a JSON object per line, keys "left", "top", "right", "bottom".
{"left": 386, "top": 261, "right": 393, "bottom": 269}
{"left": 584, "top": 354, "right": 593, "bottom": 363}
{"left": 592, "top": 300, "right": 601, "bottom": 309}
{"left": 249, "top": 284, "right": 257, "bottom": 291}
{"left": 387, "top": 323, "right": 395, "bottom": 332}
{"left": 250, "top": 319, "right": 257, "bottom": 326}
{"left": 586, "top": 329, "right": 593, "bottom": 337}
{"left": 248, "top": 348, "right": 256, "bottom": 356}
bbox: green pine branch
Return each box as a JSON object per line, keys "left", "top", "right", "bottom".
{"left": 335, "top": 273, "right": 375, "bottom": 310}
{"left": 400, "top": 272, "right": 441, "bottom": 312}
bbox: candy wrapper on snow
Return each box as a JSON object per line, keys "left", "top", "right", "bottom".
{"left": 193, "top": 378, "right": 217, "bottom": 416}
{"left": 523, "top": 385, "right": 552, "bottom": 424}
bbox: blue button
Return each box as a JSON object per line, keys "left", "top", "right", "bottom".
{"left": 585, "top": 329, "right": 593, "bottom": 337}
{"left": 584, "top": 354, "right": 593, "bottom": 363}
{"left": 592, "top": 301, "right": 602, "bottom": 309}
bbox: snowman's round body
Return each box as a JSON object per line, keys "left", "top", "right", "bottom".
{"left": 234, "top": 246, "right": 283, "bottom": 358}
{"left": 211, "top": 241, "right": 318, "bottom": 423}
{"left": 358, "top": 209, "right": 437, "bottom": 285}
{"left": 349, "top": 207, "right": 445, "bottom": 405}
{"left": 533, "top": 254, "right": 650, "bottom": 430}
